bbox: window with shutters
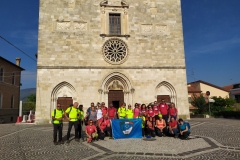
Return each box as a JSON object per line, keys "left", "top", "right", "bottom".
{"left": 0, "top": 68, "right": 3, "bottom": 82}
{"left": 12, "top": 73, "right": 15, "bottom": 85}
{"left": 100, "top": 0, "right": 129, "bottom": 38}
{"left": 11, "top": 95, "right": 14, "bottom": 108}
{"left": 109, "top": 13, "right": 121, "bottom": 35}
{"left": 0, "top": 93, "right": 2, "bottom": 109}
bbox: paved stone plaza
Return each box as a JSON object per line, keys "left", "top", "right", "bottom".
{"left": 0, "top": 118, "right": 239, "bottom": 160}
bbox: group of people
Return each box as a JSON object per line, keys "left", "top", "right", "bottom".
{"left": 51, "top": 99, "right": 190, "bottom": 145}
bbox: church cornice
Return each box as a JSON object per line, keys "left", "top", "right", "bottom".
{"left": 100, "top": 0, "right": 129, "bottom": 8}
{"left": 37, "top": 66, "right": 186, "bottom": 69}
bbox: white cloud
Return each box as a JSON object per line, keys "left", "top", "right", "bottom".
{"left": 187, "top": 37, "right": 240, "bottom": 56}
{"left": 10, "top": 30, "right": 38, "bottom": 48}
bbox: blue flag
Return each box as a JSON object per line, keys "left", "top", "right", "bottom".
{"left": 111, "top": 119, "right": 142, "bottom": 139}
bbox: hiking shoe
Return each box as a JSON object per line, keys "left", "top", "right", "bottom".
{"left": 109, "top": 137, "right": 113, "bottom": 139}
{"left": 59, "top": 141, "right": 64, "bottom": 144}
{"left": 66, "top": 140, "right": 70, "bottom": 144}
{"left": 75, "top": 139, "right": 80, "bottom": 142}
{"left": 185, "top": 137, "right": 190, "bottom": 140}
{"left": 54, "top": 142, "right": 58, "bottom": 145}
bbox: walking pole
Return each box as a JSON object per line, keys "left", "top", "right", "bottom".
{"left": 81, "top": 121, "right": 85, "bottom": 141}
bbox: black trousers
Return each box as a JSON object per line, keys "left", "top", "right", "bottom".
{"left": 142, "top": 128, "right": 145, "bottom": 137}
{"left": 162, "top": 114, "right": 169, "bottom": 125}
{"left": 53, "top": 123, "right": 63, "bottom": 142}
{"left": 103, "top": 126, "right": 112, "bottom": 137}
{"left": 155, "top": 127, "right": 168, "bottom": 137}
{"left": 179, "top": 131, "right": 190, "bottom": 139}
{"left": 78, "top": 120, "right": 82, "bottom": 138}
{"left": 67, "top": 121, "right": 79, "bottom": 140}
{"left": 146, "top": 128, "right": 156, "bottom": 137}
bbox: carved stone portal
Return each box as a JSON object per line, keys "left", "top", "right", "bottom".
{"left": 73, "top": 22, "right": 87, "bottom": 31}
{"left": 108, "top": 80, "right": 123, "bottom": 90}
{"left": 56, "top": 22, "right": 71, "bottom": 30}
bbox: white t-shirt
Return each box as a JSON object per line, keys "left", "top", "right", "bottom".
{"left": 97, "top": 109, "right": 103, "bottom": 120}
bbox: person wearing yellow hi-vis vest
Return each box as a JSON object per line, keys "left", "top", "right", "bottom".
{"left": 126, "top": 104, "right": 134, "bottom": 119}
{"left": 78, "top": 104, "right": 84, "bottom": 141}
{"left": 51, "top": 103, "right": 64, "bottom": 145}
{"left": 65, "top": 102, "right": 81, "bottom": 143}
{"left": 117, "top": 102, "right": 126, "bottom": 119}
{"left": 136, "top": 113, "right": 146, "bottom": 137}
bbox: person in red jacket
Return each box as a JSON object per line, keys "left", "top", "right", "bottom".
{"left": 153, "top": 101, "right": 159, "bottom": 122}
{"left": 97, "top": 114, "right": 113, "bottom": 139}
{"left": 158, "top": 99, "right": 169, "bottom": 125}
{"left": 85, "top": 120, "right": 98, "bottom": 143}
{"left": 169, "top": 102, "right": 178, "bottom": 120}
{"left": 108, "top": 103, "right": 116, "bottom": 119}
{"left": 101, "top": 102, "right": 108, "bottom": 117}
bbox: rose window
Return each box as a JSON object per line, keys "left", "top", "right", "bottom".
{"left": 102, "top": 38, "right": 128, "bottom": 64}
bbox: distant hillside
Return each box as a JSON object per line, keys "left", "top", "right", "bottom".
{"left": 20, "top": 88, "right": 36, "bottom": 101}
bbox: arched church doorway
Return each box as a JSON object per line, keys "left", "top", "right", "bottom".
{"left": 157, "top": 95, "right": 171, "bottom": 103}
{"left": 51, "top": 81, "right": 76, "bottom": 123}
{"left": 99, "top": 72, "right": 134, "bottom": 107}
{"left": 57, "top": 97, "right": 73, "bottom": 111}
{"left": 155, "top": 81, "right": 177, "bottom": 105}
{"left": 108, "top": 90, "right": 124, "bottom": 109}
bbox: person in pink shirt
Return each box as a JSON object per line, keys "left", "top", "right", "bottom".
{"left": 133, "top": 103, "right": 140, "bottom": 118}
{"left": 140, "top": 104, "right": 148, "bottom": 117}
{"left": 146, "top": 120, "right": 155, "bottom": 137}
{"left": 101, "top": 102, "right": 108, "bottom": 116}
{"left": 158, "top": 99, "right": 169, "bottom": 125}
{"left": 153, "top": 101, "right": 159, "bottom": 121}
{"left": 107, "top": 103, "right": 116, "bottom": 119}
{"left": 85, "top": 120, "right": 98, "bottom": 143}
{"left": 148, "top": 105, "right": 155, "bottom": 126}
{"left": 169, "top": 102, "right": 178, "bottom": 120}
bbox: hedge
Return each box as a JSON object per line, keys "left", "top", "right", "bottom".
{"left": 214, "top": 111, "right": 240, "bottom": 119}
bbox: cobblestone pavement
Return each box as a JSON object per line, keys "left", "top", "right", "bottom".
{"left": 0, "top": 118, "right": 239, "bottom": 160}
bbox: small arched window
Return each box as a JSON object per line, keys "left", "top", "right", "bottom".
{"left": 11, "top": 95, "right": 14, "bottom": 108}
{"left": 0, "top": 68, "right": 3, "bottom": 82}
{"left": 0, "top": 93, "right": 2, "bottom": 109}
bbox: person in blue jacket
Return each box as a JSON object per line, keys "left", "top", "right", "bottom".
{"left": 178, "top": 118, "right": 190, "bottom": 140}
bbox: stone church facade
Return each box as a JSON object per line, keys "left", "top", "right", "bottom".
{"left": 36, "top": 0, "right": 189, "bottom": 124}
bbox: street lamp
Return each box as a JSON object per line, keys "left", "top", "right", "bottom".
{"left": 208, "top": 98, "right": 215, "bottom": 116}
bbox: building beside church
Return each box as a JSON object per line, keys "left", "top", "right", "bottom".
{"left": 0, "top": 57, "right": 24, "bottom": 123}
{"left": 36, "top": 0, "right": 189, "bottom": 124}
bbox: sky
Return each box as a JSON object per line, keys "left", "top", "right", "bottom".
{"left": 0, "top": 0, "right": 240, "bottom": 89}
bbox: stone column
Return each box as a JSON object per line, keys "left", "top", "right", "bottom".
{"left": 98, "top": 89, "right": 103, "bottom": 102}
{"left": 104, "top": 91, "right": 109, "bottom": 105}
{"left": 130, "top": 88, "right": 135, "bottom": 106}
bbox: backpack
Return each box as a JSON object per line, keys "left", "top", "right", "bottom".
{"left": 52, "top": 109, "right": 64, "bottom": 124}
{"left": 67, "top": 107, "right": 78, "bottom": 116}
{"left": 184, "top": 121, "right": 191, "bottom": 132}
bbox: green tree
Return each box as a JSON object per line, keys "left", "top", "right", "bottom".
{"left": 211, "top": 96, "right": 236, "bottom": 112}
{"left": 23, "top": 94, "right": 36, "bottom": 111}
{"left": 190, "top": 94, "right": 207, "bottom": 114}
{"left": 26, "top": 94, "right": 36, "bottom": 103}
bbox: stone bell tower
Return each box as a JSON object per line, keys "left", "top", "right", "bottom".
{"left": 36, "top": 0, "right": 189, "bottom": 124}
